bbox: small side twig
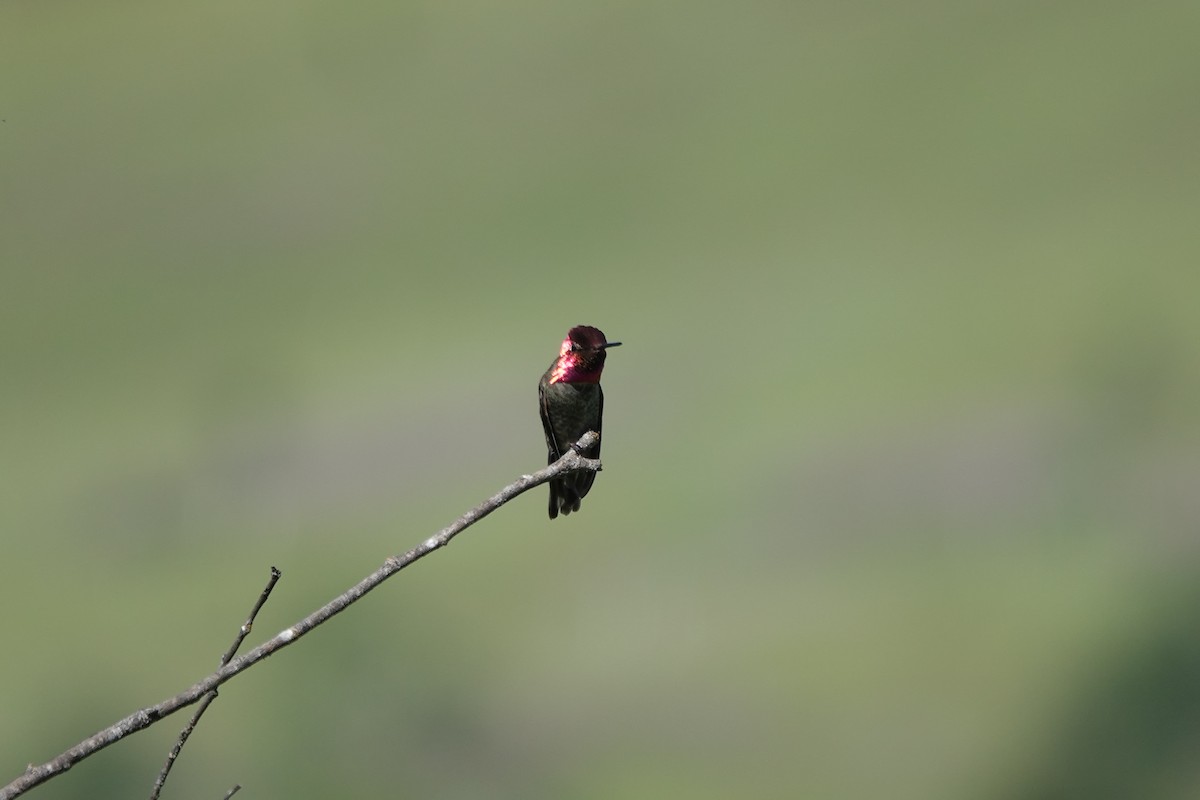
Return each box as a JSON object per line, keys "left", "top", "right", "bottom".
{"left": 1, "top": 432, "right": 602, "bottom": 800}
{"left": 148, "top": 567, "right": 282, "bottom": 800}
{"left": 222, "top": 784, "right": 241, "bottom": 799}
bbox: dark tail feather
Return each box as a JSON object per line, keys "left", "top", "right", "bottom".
{"left": 576, "top": 470, "right": 596, "bottom": 501}
{"left": 548, "top": 478, "right": 582, "bottom": 519}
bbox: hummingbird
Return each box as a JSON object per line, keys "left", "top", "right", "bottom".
{"left": 538, "top": 325, "right": 622, "bottom": 519}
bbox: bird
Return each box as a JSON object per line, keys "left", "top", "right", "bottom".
{"left": 538, "top": 325, "right": 621, "bottom": 518}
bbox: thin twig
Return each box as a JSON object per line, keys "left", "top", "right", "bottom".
{"left": 148, "top": 567, "right": 282, "bottom": 800}
{"left": 0, "top": 432, "right": 601, "bottom": 800}
{"left": 222, "top": 785, "right": 241, "bottom": 799}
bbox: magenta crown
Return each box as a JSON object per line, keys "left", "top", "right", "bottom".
{"left": 567, "top": 325, "right": 613, "bottom": 349}
{"left": 549, "top": 325, "right": 622, "bottom": 384}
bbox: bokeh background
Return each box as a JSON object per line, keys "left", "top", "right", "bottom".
{"left": 3, "top": 2, "right": 1199, "bottom": 798}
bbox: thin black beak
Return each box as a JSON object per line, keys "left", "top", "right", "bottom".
{"left": 601, "top": 341, "right": 622, "bottom": 349}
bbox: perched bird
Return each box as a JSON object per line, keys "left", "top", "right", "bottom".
{"left": 538, "top": 325, "right": 622, "bottom": 518}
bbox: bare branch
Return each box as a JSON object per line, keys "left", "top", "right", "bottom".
{"left": 1, "top": 433, "right": 601, "bottom": 799}
{"left": 148, "top": 567, "right": 282, "bottom": 800}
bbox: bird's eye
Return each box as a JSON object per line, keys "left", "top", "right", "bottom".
{"left": 570, "top": 342, "right": 582, "bottom": 352}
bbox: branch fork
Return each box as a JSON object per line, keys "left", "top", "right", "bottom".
{"left": 1, "top": 432, "right": 602, "bottom": 800}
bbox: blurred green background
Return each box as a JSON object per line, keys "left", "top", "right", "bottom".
{"left": 3, "top": 1, "right": 1199, "bottom": 798}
